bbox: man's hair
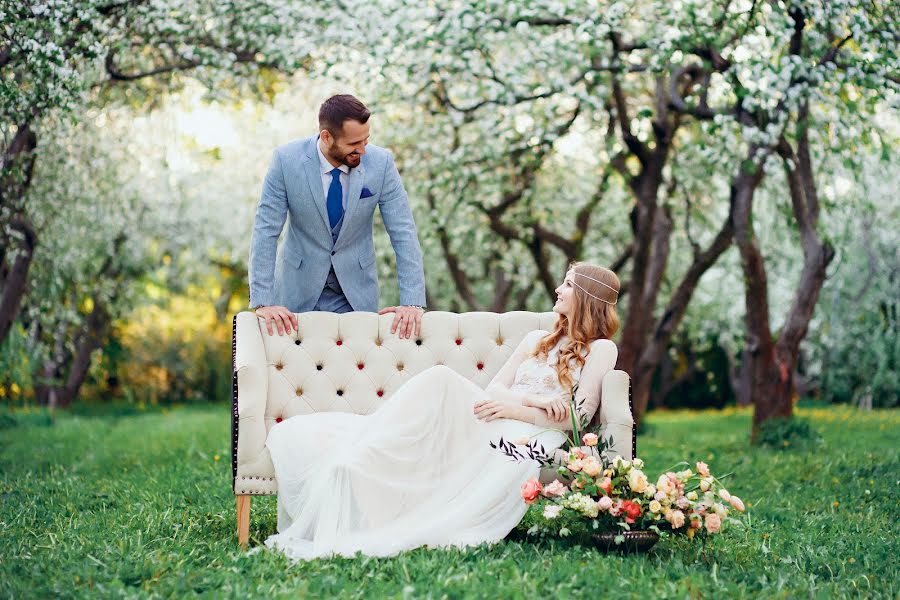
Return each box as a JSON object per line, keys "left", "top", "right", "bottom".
{"left": 319, "top": 95, "right": 370, "bottom": 138}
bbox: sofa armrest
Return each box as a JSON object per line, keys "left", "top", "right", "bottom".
{"left": 597, "top": 370, "right": 635, "bottom": 460}
{"left": 232, "top": 312, "right": 270, "bottom": 491}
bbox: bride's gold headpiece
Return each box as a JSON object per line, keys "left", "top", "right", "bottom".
{"left": 570, "top": 272, "right": 618, "bottom": 306}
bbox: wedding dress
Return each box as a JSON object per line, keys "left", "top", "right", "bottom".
{"left": 264, "top": 329, "right": 617, "bottom": 560}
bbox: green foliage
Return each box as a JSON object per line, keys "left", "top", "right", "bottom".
{"left": 0, "top": 406, "right": 53, "bottom": 430}
{"left": 753, "top": 417, "right": 821, "bottom": 449}
{"left": 0, "top": 405, "right": 897, "bottom": 598}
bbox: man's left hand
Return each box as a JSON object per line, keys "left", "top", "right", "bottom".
{"left": 378, "top": 305, "right": 424, "bottom": 339}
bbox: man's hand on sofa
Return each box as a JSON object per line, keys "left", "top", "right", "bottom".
{"left": 378, "top": 305, "right": 424, "bottom": 339}
{"left": 255, "top": 306, "right": 299, "bottom": 336}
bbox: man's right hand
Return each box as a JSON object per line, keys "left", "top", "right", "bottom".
{"left": 254, "top": 306, "right": 298, "bottom": 336}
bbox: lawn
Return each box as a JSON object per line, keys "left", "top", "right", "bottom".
{"left": 1, "top": 403, "right": 896, "bottom": 598}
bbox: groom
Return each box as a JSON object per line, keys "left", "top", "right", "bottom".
{"left": 248, "top": 94, "right": 426, "bottom": 338}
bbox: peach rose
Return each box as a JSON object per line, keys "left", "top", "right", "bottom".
{"left": 572, "top": 447, "right": 588, "bottom": 460}
{"left": 705, "top": 513, "right": 722, "bottom": 533}
{"left": 520, "top": 478, "right": 543, "bottom": 504}
{"left": 719, "top": 488, "right": 732, "bottom": 502}
{"left": 696, "top": 461, "right": 710, "bottom": 477}
{"left": 648, "top": 500, "right": 662, "bottom": 513}
{"left": 582, "top": 457, "right": 602, "bottom": 478}
{"left": 729, "top": 495, "right": 746, "bottom": 512}
{"left": 676, "top": 496, "right": 690, "bottom": 509}
{"left": 542, "top": 480, "right": 568, "bottom": 498}
{"left": 667, "top": 509, "right": 686, "bottom": 529}
{"left": 598, "top": 477, "right": 613, "bottom": 495}
{"left": 656, "top": 475, "right": 676, "bottom": 496}
{"left": 582, "top": 433, "right": 599, "bottom": 447}
{"left": 567, "top": 459, "right": 584, "bottom": 473}
{"left": 628, "top": 469, "right": 649, "bottom": 493}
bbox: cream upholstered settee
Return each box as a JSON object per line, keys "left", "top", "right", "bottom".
{"left": 231, "top": 310, "right": 635, "bottom": 547}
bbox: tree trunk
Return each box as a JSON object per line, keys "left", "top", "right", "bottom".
{"left": 0, "top": 217, "right": 37, "bottom": 344}
{"left": 0, "top": 124, "right": 38, "bottom": 346}
{"left": 727, "top": 346, "right": 753, "bottom": 407}
{"left": 55, "top": 298, "right": 110, "bottom": 408}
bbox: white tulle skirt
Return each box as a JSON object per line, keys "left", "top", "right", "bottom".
{"left": 263, "top": 365, "right": 565, "bottom": 560}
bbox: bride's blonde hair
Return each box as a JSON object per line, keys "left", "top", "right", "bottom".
{"left": 532, "top": 262, "right": 620, "bottom": 389}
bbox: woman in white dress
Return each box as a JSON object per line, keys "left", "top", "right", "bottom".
{"left": 264, "top": 262, "right": 621, "bottom": 560}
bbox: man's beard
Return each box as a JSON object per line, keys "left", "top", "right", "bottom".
{"left": 328, "top": 147, "right": 361, "bottom": 168}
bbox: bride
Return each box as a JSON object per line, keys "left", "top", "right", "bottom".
{"left": 264, "top": 262, "right": 621, "bottom": 560}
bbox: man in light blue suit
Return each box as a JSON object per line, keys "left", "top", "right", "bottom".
{"left": 249, "top": 95, "right": 426, "bottom": 338}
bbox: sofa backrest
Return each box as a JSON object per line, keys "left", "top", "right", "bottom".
{"left": 258, "top": 311, "right": 559, "bottom": 428}
{"left": 231, "top": 310, "right": 635, "bottom": 495}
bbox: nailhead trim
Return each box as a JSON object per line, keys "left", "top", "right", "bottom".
{"left": 231, "top": 314, "right": 239, "bottom": 487}
{"left": 628, "top": 376, "right": 637, "bottom": 460}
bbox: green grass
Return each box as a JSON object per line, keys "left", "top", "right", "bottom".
{"left": 1, "top": 404, "right": 897, "bottom": 599}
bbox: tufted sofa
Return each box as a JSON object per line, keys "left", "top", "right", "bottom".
{"left": 231, "top": 310, "right": 635, "bottom": 547}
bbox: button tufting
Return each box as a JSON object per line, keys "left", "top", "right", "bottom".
{"left": 377, "top": 390, "right": 384, "bottom": 397}
{"left": 316, "top": 364, "right": 323, "bottom": 371}
{"left": 496, "top": 338, "right": 503, "bottom": 345}
{"left": 357, "top": 363, "right": 364, "bottom": 370}
{"left": 276, "top": 417, "right": 283, "bottom": 423}
{"left": 336, "top": 340, "right": 343, "bottom": 346}
{"left": 415, "top": 340, "right": 422, "bottom": 346}
{"left": 455, "top": 339, "right": 462, "bottom": 345}
{"left": 337, "top": 390, "right": 344, "bottom": 396}
{"left": 375, "top": 339, "right": 382, "bottom": 346}
{"left": 477, "top": 363, "right": 484, "bottom": 370}
{"left": 396, "top": 363, "right": 404, "bottom": 371}
{"left": 275, "top": 363, "right": 283, "bottom": 370}
{"left": 295, "top": 388, "right": 303, "bottom": 396}
{"left": 294, "top": 339, "right": 301, "bottom": 345}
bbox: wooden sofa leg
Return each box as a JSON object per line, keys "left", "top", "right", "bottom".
{"left": 237, "top": 495, "right": 251, "bottom": 548}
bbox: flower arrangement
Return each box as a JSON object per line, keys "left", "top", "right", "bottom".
{"left": 493, "top": 385, "right": 747, "bottom": 549}
{"left": 518, "top": 450, "right": 746, "bottom": 546}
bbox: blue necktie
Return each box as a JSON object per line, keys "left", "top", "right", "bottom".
{"left": 326, "top": 168, "right": 343, "bottom": 229}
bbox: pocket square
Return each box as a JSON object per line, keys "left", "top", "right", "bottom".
{"left": 360, "top": 187, "right": 375, "bottom": 199}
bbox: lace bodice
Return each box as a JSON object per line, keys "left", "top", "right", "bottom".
{"left": 509, "top": 346, "right": 575, "bottom": 402}
{"left": 486, "top": 329, "right": 618, "bottom": 429}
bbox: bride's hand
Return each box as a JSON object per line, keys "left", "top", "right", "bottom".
{"left": 473, "top": 399, "right": 518, "bottom": 422}
{"left": 523, "top": 396, "right": 569, "bottom": 422}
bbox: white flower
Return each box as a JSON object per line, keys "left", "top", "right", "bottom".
{"left": 543, "top": 504, "right": 563, "bottom": 520}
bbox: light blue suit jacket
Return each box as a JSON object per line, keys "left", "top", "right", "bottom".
{"left": 249, "top": 136, "right": 426, "bottom": 312}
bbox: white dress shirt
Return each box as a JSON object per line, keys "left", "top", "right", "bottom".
{"left": 317, "top": 140, "right": 350, "bottom": 210}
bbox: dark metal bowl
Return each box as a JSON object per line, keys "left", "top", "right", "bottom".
{"left": 591, "top": 530, "right": 660, "bottom": 553}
